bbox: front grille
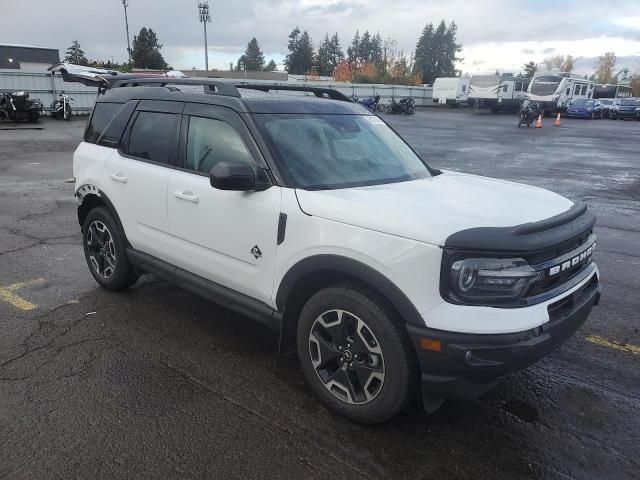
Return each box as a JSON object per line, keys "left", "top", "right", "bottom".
{"left": 528, "top": 233, "right": 596, "bottom": 297}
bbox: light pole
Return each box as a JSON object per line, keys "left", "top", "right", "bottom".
{"left": 198, "top": 2, "right": 211, "bottom": 71}
{"left": 122, "top": 0, "right": 132, "bottom": 67}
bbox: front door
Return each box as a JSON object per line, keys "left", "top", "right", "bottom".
{"left": 166, "top": 104, "right": 281, "bottom": 305}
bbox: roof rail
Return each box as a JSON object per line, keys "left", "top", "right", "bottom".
{"left": 110, "top": 77, "right": 242, "bottom": 97}
{"left": 235, "top": 83, "right": 352, "bottom": 102}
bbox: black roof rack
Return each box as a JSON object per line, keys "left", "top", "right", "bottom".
{"left": 110, "top": 77, "right": 242, "bottom": 97}
{"left": 234, "top": 83, "right": 352, "bottom": 102}
{"left": 109, "top": 77, "right": 351, "bottom": 103}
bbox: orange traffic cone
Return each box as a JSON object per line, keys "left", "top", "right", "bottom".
{"left": 535, "top": 114, "right": 543, "bottom": 128}
{"left": 554, "top": 112, "right": 562, "bottom": 127}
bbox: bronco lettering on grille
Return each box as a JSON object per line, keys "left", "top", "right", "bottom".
{"left": 548, "top": 243, "right": 595, "bottom": 276}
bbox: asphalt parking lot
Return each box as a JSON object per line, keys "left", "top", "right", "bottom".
{"left": 1, "top": 110, "right": 639, "bottom": 480}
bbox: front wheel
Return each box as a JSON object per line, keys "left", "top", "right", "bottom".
{"left": 64, "top": 106, "right": 71, "bottom": 120}
{"left": 297, "top": 285, "right": 417, "bottom": 424}
{"left": 82, "top": 207, "right": 139, "bottom": 291}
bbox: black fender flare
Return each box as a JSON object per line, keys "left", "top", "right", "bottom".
{"left": 275, "top": 254, "right": 424, "bottom": 327}
{"left": 76, "top": 185, "right": 128, "bottom": 245}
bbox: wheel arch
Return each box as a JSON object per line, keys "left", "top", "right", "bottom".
{"left": 76, "top": 185, "right": 128, "bottom": 245}
{"left": 275, "top": 255, "right": 424, "bottom": 352}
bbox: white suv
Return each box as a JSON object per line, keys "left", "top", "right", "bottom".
{"left": 73, "top": 78, "right": 600, "bottom": 423}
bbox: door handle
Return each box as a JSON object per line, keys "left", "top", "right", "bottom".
{"left": 174, "top": 190, "right": 199, "bottom": 204}
{"left": 109, "top": 172, "right": 128, "bottom": 183}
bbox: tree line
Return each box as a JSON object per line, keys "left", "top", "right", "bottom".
{"left": 234, "top": 20, "right": 460, "bottom": 85}
{"left": 64, "top": 27, "right": 169, "bottom": 71}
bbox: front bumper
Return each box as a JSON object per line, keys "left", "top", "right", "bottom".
{"left": 407, "top": 272, "right": 600, "bottom": 403}
{"left": 612, "top": 110, "right": 640, "bottom": 119}
{"left": 566, "top": 110, "right": 593, "bottom": 118}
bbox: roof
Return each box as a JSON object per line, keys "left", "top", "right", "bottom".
{"left": 0, "top": 44, "right": 59, "bottom": 69}
{"left": 98, "top": 84, "right": 370, "bottom": 115}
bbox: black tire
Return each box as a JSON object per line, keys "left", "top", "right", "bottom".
{"left": 64, "top": 106, "right": 71, "bottom": 121}
{"left": 82, "top": 207, "right": 138, "bottom": 291}
{"left": 297, "top": 285, "right": 417, "bottom": 424}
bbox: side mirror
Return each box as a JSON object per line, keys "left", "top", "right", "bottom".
{"left": 209, "top": 161, "right": 269, "bottom": 191}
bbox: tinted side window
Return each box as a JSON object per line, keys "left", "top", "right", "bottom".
{"left": 185, "top": 116, "right": 253, "bottom": 174}
{"left": 127, "top": 111, "right": 179, "bottom": 164}
{"left": 85, "top": 103, "right": 122, "bottom": 146}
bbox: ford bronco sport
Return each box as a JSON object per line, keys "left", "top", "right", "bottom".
{"left": 71, "top": 76, "right": 600, "bottom": 423}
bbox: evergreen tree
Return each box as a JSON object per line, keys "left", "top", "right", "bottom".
{"left": 284, "top": 27, "right": 315, "bottom": 74}
{"left": 264, "top": 59, "right": 277, "bottom": 71}
{"left": 315, "top": 34, "right": 333, "bottom": 77}
{"left": 523, "top": 61, "right": 537, "bottom": 77}
{"left": 328, "top": 33, "right": 344, "bottom": 74}
{"left": 370, "top": 33, "right": 384, "bottom": 69}
{"left": 131, "top": 27, "right": 167, "bottom": 69}
{"left": 347, "top": 30, "right": 361, "bottom": 69}
{"left": 64, "top": 40, "right": 88, "bottom": 65}
{"left": 413, "top": 19, "right": 461, "bottom": 84}
{"left": 237, "top": 37, "right": 265, "bottom": 71}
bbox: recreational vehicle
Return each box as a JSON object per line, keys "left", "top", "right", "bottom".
{"left": 528, "top": 73, "right": 594, "bottom": 114}
{"left": 468, "top": 74, "right": 529, "bottom": 112}
{"left": 593, "top": 84, "right": 633, "bottom": 99}
{"left": 432, "top": 77, "right": 470, "bottom": 106}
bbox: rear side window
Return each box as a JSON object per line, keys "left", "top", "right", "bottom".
{"left": 127, "top": 111, "right": 179, "bottom": 164}
{"left": 85, "top": 102, "right": 136, "bottom": 148}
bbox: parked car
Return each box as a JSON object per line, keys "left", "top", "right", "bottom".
{"left": 597, "top": 98, "right": 619, "bottom": 119}
{"left": 71, "top": 77, "right": 600, "bottom": 424}
{"left": 566, "top": 98, "right": 602, "bottom": 119}
{"left": 610, "top": 98, "right": 640, "bottom": 120}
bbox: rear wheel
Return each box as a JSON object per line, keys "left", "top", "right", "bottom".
{"left": 64, "top": 106, "right": 71, "bottom": 120}
{"left": 297, "top": 285, "right": 416, "bottom": 424}
{"left": 82, "top": 207, "right": 139, "bottom": 291}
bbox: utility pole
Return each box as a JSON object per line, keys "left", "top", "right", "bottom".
{"left": 122, "top": 0, "right": 132, "bottom": 67}
{"left": 198, "top": 2, "right": 211, "bottom": 71}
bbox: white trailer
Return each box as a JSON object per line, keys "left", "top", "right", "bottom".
{"left": 527, "top": 73, "right": 594, "bottom": 114}
{"left": 468, "top": 74, "right": 530, "bottom": 112}
{"left": 432, "top": 77, "right": 470, "bottom": 106}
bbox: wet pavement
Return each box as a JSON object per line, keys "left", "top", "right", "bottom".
{"left": 1, "top": 112, "right": 638, "bottom": 479}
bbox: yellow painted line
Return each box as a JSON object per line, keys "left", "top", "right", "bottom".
{"left": 586, "top": 335, "right": 640, "bottom": 355}
{"left": 0, "top": 278, "right": 45, "bottom": 311}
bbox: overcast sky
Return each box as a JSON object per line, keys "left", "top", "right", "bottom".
{"left": 2, "top": 0, "right": 640, "bottom": 74}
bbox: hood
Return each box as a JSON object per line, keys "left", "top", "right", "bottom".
{"left": 295, "top": 171, "right": 574, "bottom": 246}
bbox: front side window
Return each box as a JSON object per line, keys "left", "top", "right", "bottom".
{"left": 255, "top": 114, "right": 430, "bottom": 189}
{"left": 127, "top": 111, "right": 179, "bottom": 164}
{"left": 185, "top": 116, "right": 253, "bottom": 173}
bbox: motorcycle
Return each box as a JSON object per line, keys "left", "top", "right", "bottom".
{"left": 517, "top": 99, "right": 540, "bottom": 128}
{"left": 384, "top": 96, "right": 415, "bottom": 115}
{"left": 0, "top": 91, "right": 43, "bottom": 122}
{"left": 51, "top": 94, "right": 74, "bottom": 120}
{"left": 357, "top": 95, "right": 383, "bottom": 112}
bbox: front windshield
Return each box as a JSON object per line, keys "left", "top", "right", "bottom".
{"left": 530, "top": 75, "right": 562, "bottom": 96}
{"left": 599, "top": 99, "right": 613, "bottom": 105}
{"left": 255, "top": 114, "right": 430, "bottom": 189}
{"left": 572, "top": 99, "right": 590, "bottom": 106}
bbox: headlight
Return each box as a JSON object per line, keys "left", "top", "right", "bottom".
{"left": 446, "top": 257, "right": 542, "bottom": 305}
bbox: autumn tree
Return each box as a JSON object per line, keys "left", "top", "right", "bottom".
{"left": 630, "top": 74, "right": 640, "bottom": 97}
{"left": 595, "top": 52, "right": 616, "bottom": 83}
{"left": 561, "top": 55, "right": 575, "bottom": 72}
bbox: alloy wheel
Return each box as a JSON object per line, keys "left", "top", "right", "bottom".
{"left": 86, "top": 220, "right": 116, "bottom": 279}
{"left": 308, "top": 309, "right": 385, "bottom": 404}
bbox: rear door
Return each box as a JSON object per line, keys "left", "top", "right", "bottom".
{"left": 106, "top": 100, "right": 182, "bottom": 258}
{"left": 166, "top": 103, "right": 281, "bottom": 305}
